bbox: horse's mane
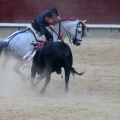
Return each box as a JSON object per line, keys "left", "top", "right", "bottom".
{"left": 50, "top": 17, "right": 78, "bottom": 25}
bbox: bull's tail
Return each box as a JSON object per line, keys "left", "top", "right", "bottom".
{"left": 70, "top": 67, "right": 85, "bottom": 76}
{"left": 59, "top": 42, "right": 85, "bottom": 76}
{"left": 64, "top": 55, "right": 85, "bottom": 76}
{"left": 0, "top": 41, "right": 8, "bottom": 56}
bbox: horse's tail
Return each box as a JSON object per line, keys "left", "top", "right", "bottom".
{"left": 0, "top": 41, "right": 8, "bottom": 56}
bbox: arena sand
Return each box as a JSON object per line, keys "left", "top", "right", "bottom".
{"left": 0, "top": 38, "right": 120, "bottom": 120}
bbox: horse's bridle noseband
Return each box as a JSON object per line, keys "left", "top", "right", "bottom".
{"left": 73, "top": 21, "right": 85, "bottom": 45}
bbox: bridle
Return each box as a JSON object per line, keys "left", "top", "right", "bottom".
{"left": 51, "top": 21, "right": 72, "bottom": 41}
{"left": 52, "top": 20, "right": 85, "bottom": 44}
{"left": 49, "top": 20, "right": 86, "bottom": 45}
{"left": 73, "top": 21, "right": 85, "bottom": 45}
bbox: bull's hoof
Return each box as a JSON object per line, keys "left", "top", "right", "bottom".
{"left": 40, "top": 89, "right": 45, "bottom": 95}
{"left": 33, "top": 82, "right": 38, "bottom": 87}
{"left": 64, "top": 89, "right": 69, "bottom": 92}
{"left": 31, "top": 83, "right": 36, "bottom": 88}
{"left": 22, "top": 76, "right": 26, "bottom": 82}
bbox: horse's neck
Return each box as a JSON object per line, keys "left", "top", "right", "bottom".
{"left": 54, "top": 20, "right": 78, "bottom": 40}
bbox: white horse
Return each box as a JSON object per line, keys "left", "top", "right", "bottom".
{"left": 0, "top": 18, "right": 86, "bottom": 79}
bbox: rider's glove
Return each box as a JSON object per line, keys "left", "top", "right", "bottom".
{"left": 50, "top": 25, "right": 55, "bottom": 31}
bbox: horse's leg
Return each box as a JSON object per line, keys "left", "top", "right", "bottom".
{"left": 31, "top": 62, "right": 37, "bottom": 87}
{"left": 1, "top": 48, "right": 10, "bottom": 69}
{"left": 1, "top": 54, "right": 10, "bottom": 69}
{"left": 40, "top": 73, "right": 51, "bottom": 95}
{"left": 64, "top": 68, "right": 70, "bottom": 92}
{"left": 13, "top": 61, "right": 26, "bottom": 81}
{"left": 34, "top": 73, "right": 46, "bottom": 87}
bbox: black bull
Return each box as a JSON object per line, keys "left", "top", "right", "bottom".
{"left": 31, "top": 41, "right": 85, "bottom": 94}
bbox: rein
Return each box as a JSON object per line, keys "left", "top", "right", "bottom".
{"left": 50, "top": 23, "right": 63, "bottom": 41}
{"left": 51, "top": 21, "right": 73, "bottom": 43}
{"left": 58, "top": 21, "right": 61, "bottom": 40}
{"left": 59, "top": 22, "right": 73, "bottom": 43}
{"left": 50, "top": 17, "right": 86, "bottom": 44}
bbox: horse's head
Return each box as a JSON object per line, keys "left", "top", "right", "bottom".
{"left": 69, "top": 20, "right": 87, "bottom": 46}
{"left": 50, "top": 18, "right": 87, "bottom": 44}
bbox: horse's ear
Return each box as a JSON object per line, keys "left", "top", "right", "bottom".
{"left": 79, "top": 19, "right": 87, "bottom": 24}
{"left": 82, "top": 19, "right": 87, "bottom": 23}
{"left": 81, "top": 20, "right": 87, "bottom": 29}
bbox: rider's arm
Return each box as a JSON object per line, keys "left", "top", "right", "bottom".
{"left": 40, "top": 24, "right": 46, "bottom": 36}
{"left": 39, "top": 22, "right": 47, "bottom": 41}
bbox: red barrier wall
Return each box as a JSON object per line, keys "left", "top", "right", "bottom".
{"left": 0, "top": 0, "right": 120, "bottom": 24}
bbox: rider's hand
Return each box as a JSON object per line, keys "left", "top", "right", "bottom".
{"left": 57, "top": 15, "right": 61, "bottom": 21}
{"left": 40, "top": 35, "right": 46, "bottom": 41}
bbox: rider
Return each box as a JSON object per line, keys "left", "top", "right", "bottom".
{"left": 31, "top": 7, "right": 61, "bottom": 41}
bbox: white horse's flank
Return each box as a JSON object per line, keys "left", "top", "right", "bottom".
{"left": 0, "top": 19, "right": 86, "bottom": 79}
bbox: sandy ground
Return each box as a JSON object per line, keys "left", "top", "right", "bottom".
{"left": 0, "top": 38, "right": 120, "bottom": 120}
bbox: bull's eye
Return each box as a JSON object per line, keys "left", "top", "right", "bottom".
{"left": 78, "top": 31, "right": 81, "bottom": 33}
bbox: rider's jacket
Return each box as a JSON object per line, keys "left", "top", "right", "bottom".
{"left": 31, "top": 7, "right": 59, "bottom": 35}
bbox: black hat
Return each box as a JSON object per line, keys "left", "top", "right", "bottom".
{"left": 45, "top": 11, "right": 52, "bottom": 18}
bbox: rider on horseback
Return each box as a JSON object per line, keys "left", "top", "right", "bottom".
{"left": 31, "top": 7, "right": 61, "bottom": 41}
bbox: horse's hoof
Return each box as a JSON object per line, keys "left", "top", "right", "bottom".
{"left": 31, "top": 83, "right": 35, "bottom": 88}
{"left": 33, "top": 83, "right": 37, "bottom": 88}
{"left": 27, "top": 75, "right": 31, "bottom": 81}
{"left": 22, "top": 78, "right": 26, "bottom": 82}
